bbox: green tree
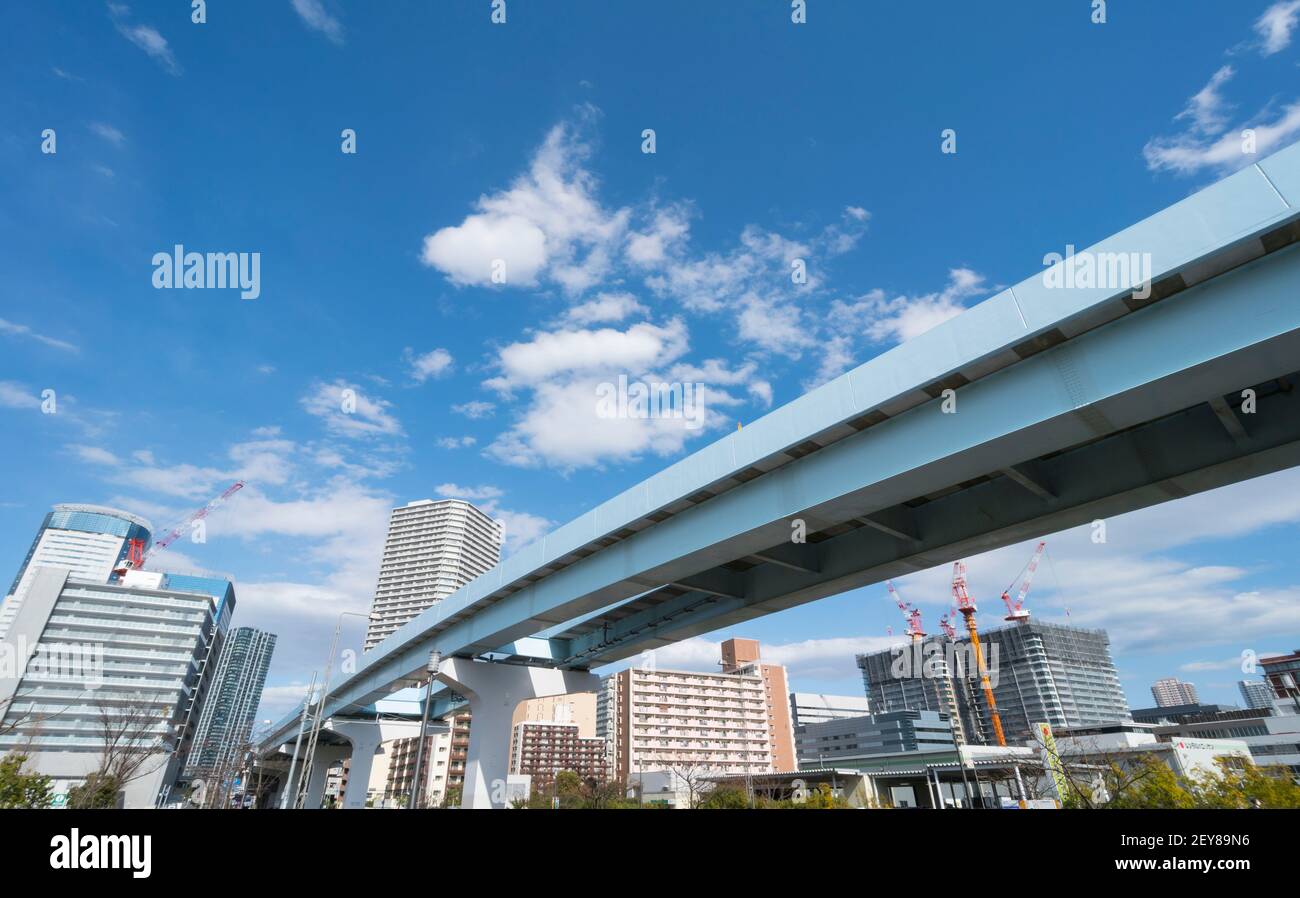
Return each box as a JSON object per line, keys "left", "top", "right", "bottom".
{"left": 67, "top": 774, "right": 122, "bottom": 809}
{"left": 0, "top": 754, "right": 54, "bottom": 809}
{"left": 1102, "top": 758, "right": 1196, "bottom": 809}
{"left": 699, "top": 786, "right": 751, "bottom": 809}
{"left": 800, "top": 782, "right": 849, "bottom": 809}
{"left": 554, "top": 769, "right": 582, "bottom": 805}
{"left": 1192, "top": 759, "right": 1300, "bottom": 809}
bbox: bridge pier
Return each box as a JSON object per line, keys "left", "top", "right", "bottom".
{"left": 436, "top": 658, "right": 601, "bottom": 809}
{"left": 328, "top": 718, "right": 423, "bottom": 809}
{"left": 303, "top": 744, "right": 349, "bottom": 809}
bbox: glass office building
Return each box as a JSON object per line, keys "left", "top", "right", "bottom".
{"left": 0, "top": 504, "right": 152, "bottom": 641}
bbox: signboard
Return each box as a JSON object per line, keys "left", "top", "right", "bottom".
{"left": 1033, "top": 720, "right": 1070, "bottom": 801}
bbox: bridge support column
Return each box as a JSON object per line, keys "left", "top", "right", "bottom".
{"left": 303, "top": 744, "right": 349, "bottom": 809}
{"left": 436, "top": 658, "right": 601, "bottom": 809}
{"left": 327, "top": 718, "right": 424, "bottom": 809}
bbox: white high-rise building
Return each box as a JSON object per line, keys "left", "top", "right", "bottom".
{"left": 364, "top": 499, "right": 500, "bottom": 651}
{"left": 1239, "top": 679, "right": 1275, "bottom": 711}
{"left": 0, "top": 504, "right": 152, "bottom": 641}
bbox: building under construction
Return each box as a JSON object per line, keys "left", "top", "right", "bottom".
{"left": 857, "top": 619, "right": 1130, "bottom": 746}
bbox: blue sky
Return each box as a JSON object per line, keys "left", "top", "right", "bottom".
{"left": 3, "top": 1, "right": 1300, "bottom": 719}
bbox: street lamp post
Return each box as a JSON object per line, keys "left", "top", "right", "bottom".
{"left": 280, "top": 672, "right": 317, "bottom": 809}
{"left": 409, "top": 650, "right": 442, "bottom": 810}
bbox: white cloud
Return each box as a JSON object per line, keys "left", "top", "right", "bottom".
{"left": 404, "top": 347, "right": 453, "bottom": 383}
{"left": 421, "top": 112, "right": 629, "bottom": 291}
{"left": 626, "top": 206, "right": 691, "bottom": 267}
{"left": 646, "top": 225, "right": 815, "bottom": 314}
{"left": 485, "top": 376, "right": 719, "bottom": 469}
{"left": 290, "top": 0, "right": 345, "bottom": 45}
{"left": 1179, "top": 656, "right": 1248, "bottom": 673}
{"left": 485, "top": 319, "right": 690, "bottom": 393}
{"left": 436, "top": 435, "right": 477, "bottom": 449}
{"left": 1256, "top": 0, "right": 1300, "bottom": 55}
{"left": 828, "top": 267, "right": 988, "bottom": 347}
{"left": 89, "top": 122, "right": 125, "bottom": 146}
{"left": 108, "top": 438, "right": 295, "bottom": 500}
{"left": 0, "top": 318, "right": 78, "bottom": 353}
{"left": 451, "top": 400, "right": 495, "bottom": 419}
{"left": 1145, "top": 12, "right": 1300, "bottom": 177}
{"left": 1145, "top": 102, "right": 1300, "bottom": 175}
{"left": 491, "top": 506, "right": 552, "bottom": 551}
{"left": 109, "top": 5, "right": 180, "bottom": 75}
{"left": 68, "top": 444, "right": 119, "bottom": 466}
{"left": 563, "top": 292, "right": 648, "bottom": 325}
{"left": 807, "top": 334, "right": 856, "bottom": 388}
{"left": 434, "top": 483, "right": 503, "bottom": 501}
{"left": 0, "top": 382, "right": 40, "bottom": 409}
{"left": 1176, "top": 66, "right": 1236, "bottom": 136}
{"left": 736, "top": 292, "right": 815, "bottom": 357}
{"left": 482, "top": 317, "right": 752, "bottom": 468}
{"left": 300, "top": 380, "right": 403, "bottom": 439}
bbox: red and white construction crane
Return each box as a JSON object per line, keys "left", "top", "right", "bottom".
{"left": 115, "top": 481, "right": 245, "bottom": 575}
{"left": 886, "top": 579, "right": 925, "bottom": 641}
{"left": 938, "top": 611, "right": 958, "bottom": 641}
{"left": 1001, "top": 540, "right": 1046, "bottom": 624}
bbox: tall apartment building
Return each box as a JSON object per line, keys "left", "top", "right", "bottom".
{"left": 858, "top": 620, "right": 1129, "bottom": 746}
{"left": 1151, "top": 676, "right": 1200, "bottom": 708}
{"left": 509, "top": 720, "right": 608, "bottom": 787}
{"left": 789, "top": 692, "right": 872, "bottom": 729}
{"left": 364, "top": 499, "right": 500, "bottom": 651}
{"left": 720, "top": 638, "right": 796, "bottom": 771}
{"left": 598, "top": 639, "right": 794, "bottom": 781}
{"left": 0, "top": 504, "right": 152, "bottom": 640}
{"left": 1239, "top": 679, "right": 1276, "bottom": 710}
{"left": 0, "top": 566, "right": 230, "bottom": 808}
{"left": 384, "top": 730, "right": 440, "bottom": 808}
{"left": 183, "top": 626, "right": 277, "bottom": 779}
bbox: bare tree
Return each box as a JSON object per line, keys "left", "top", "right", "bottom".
{"left": 660, "top": 756, "right": 714, "bottom": 808}
{"left": 68, "top": 695, "right": 174, "bottom": 809}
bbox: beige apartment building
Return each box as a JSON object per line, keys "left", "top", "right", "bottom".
{"left": 383, "top": 709, "right": 472, "bottom": 807}
{"left": 512, "top": 692, "right": 597, "bottom": 736}
{"left": 721, "top": 637, "right": 797, "bottom": 772}
{"left": 599, "top": 639, "right": 797, "bottom": 782}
